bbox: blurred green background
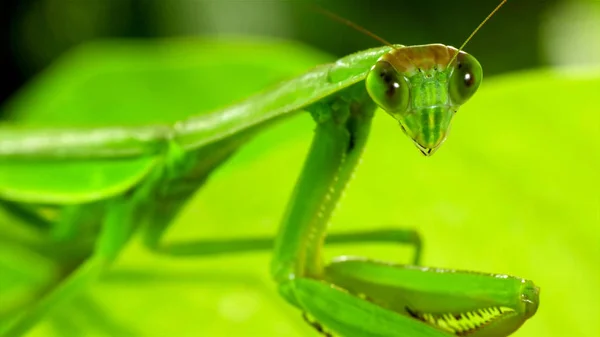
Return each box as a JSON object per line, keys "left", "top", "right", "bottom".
{"left": 1, "top": 1, "right": 599, "bottom": 337}
{"left": 3, "top": 0, "right": 600, "bottom": 104}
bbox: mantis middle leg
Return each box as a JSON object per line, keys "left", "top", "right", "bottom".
{"left": 0, "top": 195, "right": 142, "bottom": 337}
{"left": 140, "top": 109, "right": 421, "bottom": 263}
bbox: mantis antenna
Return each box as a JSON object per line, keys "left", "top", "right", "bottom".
{"left": 449, "top": 0, "right": 509, "bottom": 64}
{"left": 308, "top": 5, "right": 395, "bottom": 48}
{"left": 311, "top": 1, "right": 508, "bottom": 69}
{"left": 308, "top": 5, "right": 418, "bottom": 67}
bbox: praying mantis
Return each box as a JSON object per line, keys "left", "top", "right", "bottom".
{"left": 0, "top": 0, "right": 540, "bottom": 336}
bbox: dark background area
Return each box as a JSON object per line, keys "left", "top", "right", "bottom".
{"left": 2, "top": 0, "right": 597, "bottom": 109}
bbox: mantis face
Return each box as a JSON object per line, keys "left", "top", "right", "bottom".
{"left": 366, "top": 44, "right": 482, "bottom": 156}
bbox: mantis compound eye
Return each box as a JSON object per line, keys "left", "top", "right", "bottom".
{"left": 448, "top": 51, "right": 482, "bottom": 105}
{"left": 366, "top": 60, "right": 410, "bottom": 115}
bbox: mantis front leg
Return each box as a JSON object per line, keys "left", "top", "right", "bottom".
{"left": 271, "top": 87, "right": 539, "bottom": 337}
{"left": 271, "top": 89, "right": 379, "bottom": 283}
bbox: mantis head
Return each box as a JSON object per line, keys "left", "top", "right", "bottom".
{"left": 317, "top": 0, "right": 503, "bottom": 157}
{"left": 366, "top": 44, "right": 482, "bottom": 156}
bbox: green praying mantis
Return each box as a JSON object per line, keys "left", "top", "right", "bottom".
{"left": 0, "top": 0, "right": 540, "bottom": 336}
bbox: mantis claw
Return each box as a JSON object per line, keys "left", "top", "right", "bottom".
{"left": 281, "top": 257, "right": 539, "bottom": 337}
